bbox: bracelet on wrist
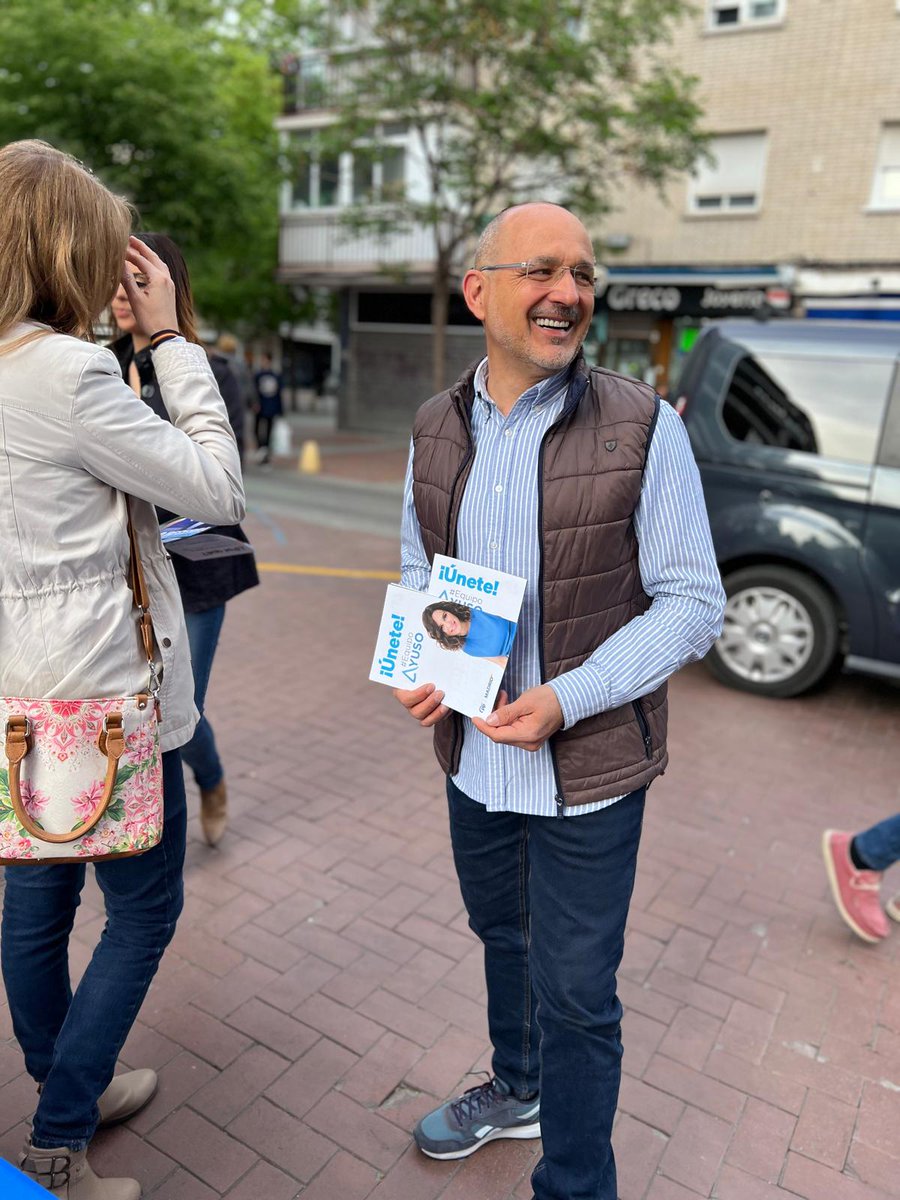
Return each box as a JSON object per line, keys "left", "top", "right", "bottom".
{"left": 149, "top": 328, "right": 180, "bottom": 349}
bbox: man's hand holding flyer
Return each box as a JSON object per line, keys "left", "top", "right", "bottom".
{"left": 369, "top": 555, "right": 526, "bottom": 718}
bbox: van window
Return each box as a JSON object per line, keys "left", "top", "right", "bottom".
{"left": 721, "top": 352, "right": 893, "bottom": 464}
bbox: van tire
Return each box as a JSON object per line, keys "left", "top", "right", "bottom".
{"left": 706, "top": 566, "right": 840, "bottom": 698}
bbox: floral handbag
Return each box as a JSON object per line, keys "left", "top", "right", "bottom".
{"left": 0, "top": 499, "right": 164, "bottom": 864}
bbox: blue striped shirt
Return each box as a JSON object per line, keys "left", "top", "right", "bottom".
{"left": 401, "top": 358, "right": 725, "bottom": 817}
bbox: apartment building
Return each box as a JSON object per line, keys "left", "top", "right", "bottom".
{"left": 276, "top": 30, "right": 482, "bottom": 432}
{"left": 277, "top": 0, "right": 900, "bottom": 428}
{"left": 601, "top": 0, "right": 900, "bottom": 392}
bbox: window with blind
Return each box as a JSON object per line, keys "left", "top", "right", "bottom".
{"left": 869, "top": 124, "right": 900, "bottom": 210}
{"left": 688, "top": 132, "right": 768, "bottom": 214}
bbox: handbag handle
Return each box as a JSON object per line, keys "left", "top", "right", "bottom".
{"left": 4, "top": 713, "right": 126, "bottom": 844}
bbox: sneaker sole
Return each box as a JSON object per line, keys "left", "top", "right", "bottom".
{"left": 416, "top": 1121, "right": 542, "bottom": 1160}
{"left": 821, "top": 830, "right": 884, "bottom": 944}
{"left": 886, "top": 897, "right": 900, "bottom": 923}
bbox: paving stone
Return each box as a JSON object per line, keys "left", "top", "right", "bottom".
{"left": 221, "top": 1160, "right": 302, "bottom": 1200}
{"left": 190, "top": 1043, "right": 291, "bottom": 1126}
{"left": 127, "top": 1051, "right": 219, "bottom": 1136}
{"left": 227, "top": 1096, "right": 336, "bottom": 1183}
{"left": 226, "top": 997, "right": 320, "bottom": 1060}
{"left": 340, "top": 1031, "right": 425, "bottom": 1107}
{"left": 298, "top": 1150, "right": 379, "bottom": 1200}
{"left": 611, "top": 1113, "right": 668, "bottom": 1199}
{"left": 156, "top": 1003, "right": 252, "bottom": 1070}
{"left": 853, "top": 1080, "right": 900, "bottom": 1159}
{"left": 658, "top": 1104, "right": 733, "bottom": 1195}
{"left": 265, "top": 1036, "right": 358, "bottom": 1119}
{"left": 147, "top": 1108, "right": 257, "bottom": 1193}
{"left": 291, "top": 992, "right": 384, "bottom": 1055}
{"left": 725, "top": 1096, "right": 797, "bottom": 1183}
{"left": 304, "top": 1089, "right": 410, "bottom": 1170}
{"left": 781, "top": 1150, "right": 896, "bottom": 1200}
{"left": 656, "top": 1005, "right": 722, "bottom": 1072}
{"left": 148, "top": 1167, "right": 218, "bottom": 1199}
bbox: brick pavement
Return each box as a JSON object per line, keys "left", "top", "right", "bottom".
{"left": 1, "top": 504, "right": 899, "bottom": 1199}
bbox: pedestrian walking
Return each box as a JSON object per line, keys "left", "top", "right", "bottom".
{"left": 822, "top": 819, "right": 900, "bottom": 942}
{"left": 393, "top": 202, "right": 725, "bottom": 1200}
{"left": 109, "top": 233, "right": 259, "bottom": 847}
{"left": 0, "top": 140, "right": 244, "bottom": 1198}
{"left": 216, "top": 332, "right": 256, "bottom": 443}
{"left": 252, "top": 352, "right": 283, "bottom": 463}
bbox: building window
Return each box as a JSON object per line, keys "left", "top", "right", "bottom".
{"left": 869, "top": 123, "right": 900, "bottom": 210}
{"left": 688, "top": 132, "right": 767, "bottom": 214}
{"left": 291, "top": 126, "right": 407, "bottom": 209}
{"left": 291, "top": 133, "right": 340, "bottom": 209}
{"left": 707, "top": 0, "right": 784, "bottom": 29}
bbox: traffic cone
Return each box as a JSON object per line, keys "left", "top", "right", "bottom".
{"left": 298, "top": 439, "right": 321, "bottom": 474}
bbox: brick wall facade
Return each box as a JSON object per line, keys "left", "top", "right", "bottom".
{"left": 605, "top": 0, "right": 900, "bottom": 267}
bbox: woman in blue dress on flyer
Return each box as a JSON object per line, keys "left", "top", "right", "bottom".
{"left": 422, "top": 600, "right": 516, "bottom": 666}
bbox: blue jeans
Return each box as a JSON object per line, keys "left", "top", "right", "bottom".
{"left": 447, "top": 778, "right": 646, "bottom": 1200}
{"left": 180, "top": 605, "right": 225, "bottom": 791}
{"left": 1, "top": 751, "right": 186, "bottom": 1150}
{"left": 854, "top": 813, "right": 900, "bottom": 871}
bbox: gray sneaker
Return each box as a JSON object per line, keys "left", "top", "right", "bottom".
{"left": 414, "top": 1074, "right": 540, "bottom": 1160}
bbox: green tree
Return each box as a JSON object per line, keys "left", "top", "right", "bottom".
{"left": 0, "top": 0, "right": 294, "bottom": 332}
{"left": 312, "top": 0, "right": 706, "bottom": 391}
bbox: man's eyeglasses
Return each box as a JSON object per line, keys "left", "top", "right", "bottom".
{"left": 477, "top": 259, "right": 597, "bottom": 293}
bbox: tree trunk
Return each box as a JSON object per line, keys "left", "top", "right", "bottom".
{"left": 431, "top": 264, "right": 450, "bottom": 396}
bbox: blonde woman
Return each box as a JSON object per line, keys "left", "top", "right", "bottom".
{"left": 0, "top": 141, "right": 244, "bottom": 1198}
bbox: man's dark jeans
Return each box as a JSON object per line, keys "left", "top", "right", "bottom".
{"left": 1, "top": 750, "right": 186, "bottom": 1150}
{"left": 447, "top": 777, "right": 646, "bottom": 1200}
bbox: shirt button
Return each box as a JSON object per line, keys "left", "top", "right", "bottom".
{"left": 494, "top": 483, "right": 503, "bottom": 494}
{"left": 489, "top": 541, "right": 499, "bottom": 550}
{"left": 503, "top": 428, "right": 513, "bottom": 438}
{"left": 162, "top": 637, "right": 171, "bottom": 648}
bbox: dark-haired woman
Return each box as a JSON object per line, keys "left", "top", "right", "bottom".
{"left": 421, "top": 600, "right": 516, "bottom": 664}
{"left": 109, "top": 233, "right": 258, "bottom": 847}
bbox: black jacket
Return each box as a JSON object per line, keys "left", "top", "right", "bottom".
{"left": 109, "top": 336, "right": 259, "bottom": 614}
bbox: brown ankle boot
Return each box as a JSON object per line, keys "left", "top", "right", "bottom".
{"left": 97, "top": 1069, "right": 158, "bottom": 1126}
{"left": 199, "top": 778, "right": 227, "bottom": 846}
{"left": 19, "top": 1142, "right": 140, "bottom": 1198}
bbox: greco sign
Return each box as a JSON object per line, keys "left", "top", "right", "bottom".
{"left": 599, "top": 282, "right": 789, "bottom": 318}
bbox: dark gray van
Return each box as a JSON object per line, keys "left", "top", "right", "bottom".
{"left": 674, "top": 319, "right": 900, "bottom": 697}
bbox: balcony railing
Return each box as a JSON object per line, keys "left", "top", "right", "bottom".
{"left": 282, "top": 57, "right": 362, "bottom": 114}
{"left": 281, "top": 50, "right": 478, "bottom": 115}
{"left": 280, "top": 212, "right": 439, "bottom": 275}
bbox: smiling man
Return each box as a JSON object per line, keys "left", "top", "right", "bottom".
{"left": 394, "top": 202, "right": 725, "bottom": 1200}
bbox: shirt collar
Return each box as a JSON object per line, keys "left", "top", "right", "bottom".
{"left": 473, "top": 357, "right": 571, "bottom": 417}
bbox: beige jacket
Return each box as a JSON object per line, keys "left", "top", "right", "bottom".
{"left": 0, "top": 324, "right": 245, "bottom": 752}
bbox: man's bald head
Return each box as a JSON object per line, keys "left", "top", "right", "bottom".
{"left": 474, "top": 203, "right": 593, "bottom": 268}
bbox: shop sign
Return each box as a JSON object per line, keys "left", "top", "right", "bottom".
{"left": 600, "top": 282, "right": 790, "bottom": 318}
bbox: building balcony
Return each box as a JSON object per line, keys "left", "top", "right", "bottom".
{"left": 281, "top": 57, "right": 363, "bottom": 115}
{"left": 279, "top": 211, "right": 440, "bottom": 287}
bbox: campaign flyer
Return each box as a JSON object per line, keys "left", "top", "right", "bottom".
{"left": 369, "top": 557, "right": 526, "bottom": 718}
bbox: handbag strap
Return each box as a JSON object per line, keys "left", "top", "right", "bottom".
{"left": 4, "top": 711, "right": 127, "bottom": 843}
{"left": 124, "top": 496, "right": 160, "bottom": 696}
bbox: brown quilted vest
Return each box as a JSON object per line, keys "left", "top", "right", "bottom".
{"left": 411, "top": 353, "right": 668, "bottom": 806}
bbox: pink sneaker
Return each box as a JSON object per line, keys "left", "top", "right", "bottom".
{"left": 821, "top": 830, "right": 889, "bottom": 943}
{"left": 886, "top": 893, "right": 900, "bottom": 924}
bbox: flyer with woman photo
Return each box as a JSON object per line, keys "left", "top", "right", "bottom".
{"left": 368, "top": 556, "right": 526, "bottom": 718}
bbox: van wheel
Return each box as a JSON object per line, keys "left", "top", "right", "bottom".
{"left": 706, "top": 566, "right": 839, "bottom": 698}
